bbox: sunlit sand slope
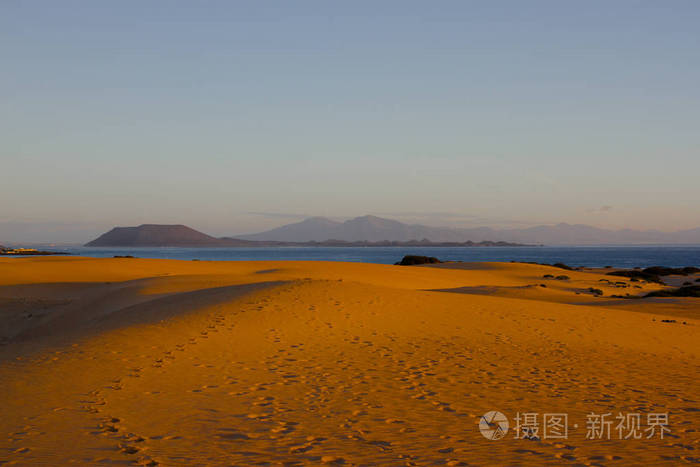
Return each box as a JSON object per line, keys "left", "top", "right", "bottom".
{"left": 0, "top": 257, "right": 698, "bottom": 465}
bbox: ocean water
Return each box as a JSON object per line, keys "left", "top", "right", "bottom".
{"left": 32, "top": 245, "right": 700, "bottom": 268}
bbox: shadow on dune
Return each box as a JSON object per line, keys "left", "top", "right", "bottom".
{"left": 0, "top": 279, "right": 286, "bottom": 359}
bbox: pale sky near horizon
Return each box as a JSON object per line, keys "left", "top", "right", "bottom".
{"left": 2, "top": 1, "right": 699, "bottom": 243}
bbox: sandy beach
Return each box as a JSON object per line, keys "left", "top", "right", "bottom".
{"left": 0, "top": 256, "right": 698, "bottom": 465}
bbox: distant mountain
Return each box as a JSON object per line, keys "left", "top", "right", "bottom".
{"left": 472, "top": 223, "right": 700, "bottom": 245}
{"left": 85, "top": 223, "right": 526, "bottom": 247}
{"left": 239, "top": 215, "right": 470, "bottom": 242}
{"left": 237, "top": 216, "right": 700, "bottom": 245}
{"left": 85, "top": 224, "right": 229, "bottom": 247}
{"left": 86, "top": 217, "right": 700, "bottom": 247}
{"left": 238, "top": 217, "right": 343, "bottom": 242}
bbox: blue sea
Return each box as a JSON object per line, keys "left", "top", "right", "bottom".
{"left": 33, "top": 245, "right": 700, "bottom": 268}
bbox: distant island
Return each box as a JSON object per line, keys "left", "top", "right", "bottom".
{"left": 85, "top": 224, "right": 529, "bottom": 247}
{"left": 82, "top": 211, "right": 700, "bottom": 247}
{"left": 85, "top": 225, "right": 227, "bottom": 247}
{"left": 63, "top": 214, "right": 700, "bottom": 246}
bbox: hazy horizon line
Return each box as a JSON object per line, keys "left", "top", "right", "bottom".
{"left": 2, "top": 214, "right": 700, "bottom": 246}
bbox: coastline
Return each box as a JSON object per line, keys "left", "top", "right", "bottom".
{"left": 19, "top": 244, "right": 700, "bottom": 269}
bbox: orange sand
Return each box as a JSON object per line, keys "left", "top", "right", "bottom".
{"left": 0, "top": 257, "right": 698, "bottom": 465}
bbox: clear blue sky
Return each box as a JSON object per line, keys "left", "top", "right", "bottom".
{"left": 2, "top": 1, "right": 699, "bottom": 242}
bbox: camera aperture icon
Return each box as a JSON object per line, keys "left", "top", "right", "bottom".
{"left": 480, "top": 411, "right": 509, "bottom": 440}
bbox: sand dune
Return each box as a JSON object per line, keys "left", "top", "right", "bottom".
{"left": 0, "top": 257, "right": 698, "bottom": 465}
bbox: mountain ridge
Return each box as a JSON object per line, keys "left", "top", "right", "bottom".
{"left": 84, "top": 223, "right": 526, "bottom": 247}
{"left": 85, "top": 216, "right": 700, "bottom": 247}
{"left": 236, "top": 216, "right": 700, "bottom": 244}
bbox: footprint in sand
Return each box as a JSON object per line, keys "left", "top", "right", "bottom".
{"left": 216, "top": 430, "right": 250, "bottom": 441}
{"left": 119, "top": 443, "right": 139, "bottom": 454}
{"left": 99, "top": 422, "right": 119, "bottom": 433}
{"left": 136, "top": 458, "right": 159, "bottom": 466}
